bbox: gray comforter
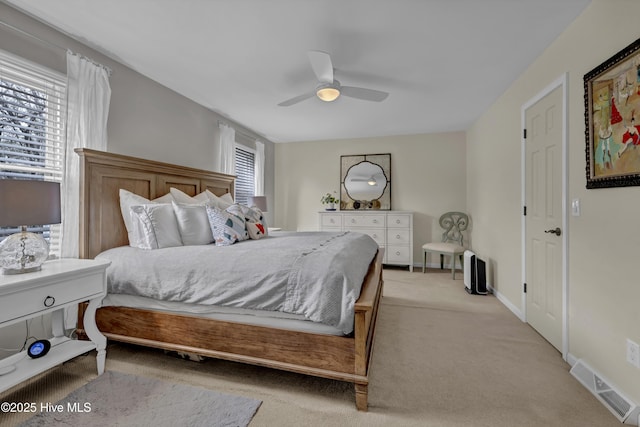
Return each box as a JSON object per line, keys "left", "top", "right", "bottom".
{"left": 96, "top": 231, "right": 378, "bottom": 334}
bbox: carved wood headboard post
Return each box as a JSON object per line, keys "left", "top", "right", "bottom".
{"left": 75, "top": 148, "right": 235, "bottom": 259}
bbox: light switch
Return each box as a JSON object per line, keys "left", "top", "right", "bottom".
{"left": 571, "top": 198, "right": 580, "bottom": 217}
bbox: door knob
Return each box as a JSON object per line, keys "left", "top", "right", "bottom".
{"left": 544, "top": 227, "right": 562, "bottom": 236}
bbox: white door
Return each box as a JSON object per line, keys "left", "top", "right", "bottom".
{"left": 524, "top": 85, "right": 563, "bottom": 351}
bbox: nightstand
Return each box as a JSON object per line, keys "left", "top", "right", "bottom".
{"left": 0, "top": 258, "right": 110, "bottom": 393}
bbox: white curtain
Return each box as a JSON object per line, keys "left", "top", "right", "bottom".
{"left": 218, "top": 123, "right": 236, "bottom": 175}
{"left": 254, "top": 140, "right": 265, "bottom": 196}
{"left": 62, "top": 51, "right": 111, "bottom": 259}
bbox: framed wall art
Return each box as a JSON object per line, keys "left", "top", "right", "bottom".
{"left": 585, "top": 37, "right": 640, "bottom": 188}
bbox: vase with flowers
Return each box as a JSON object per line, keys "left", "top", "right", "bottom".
{"left": 321, "top": 192, "right": 339, "bottom": 211}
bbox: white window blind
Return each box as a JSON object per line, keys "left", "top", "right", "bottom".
{"left": 235, "top": 145, "right": 255, "bottom": 206}
{"left": 0, "top": 50, "right": 67, "bottom": 255}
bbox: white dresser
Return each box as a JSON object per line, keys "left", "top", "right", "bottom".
{"left": 319, "top": 211, "right": 414, "bottom": 271}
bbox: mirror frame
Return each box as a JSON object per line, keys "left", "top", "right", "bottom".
{"left": 340, "top": 153, "right": 391, "bottom": 210}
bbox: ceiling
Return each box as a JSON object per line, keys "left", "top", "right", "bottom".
{"left": 4, "top": 0, "right": 591, "bottom": 143}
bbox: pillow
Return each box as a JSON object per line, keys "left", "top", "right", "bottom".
{"left": 170, "top": 188, "right": 233, "bottom": 210}
{"left": 169, "top": 187, "right": 209, "bottom": 205}
{"left": 240, "top": 205, "right": 269, "bottom": 238}
{"left": 246, "top": 221, "right": 267, "bottom": 239}
{"left": 171, "top": 201, "right": 213, "bottom": 245}
{"left": 129, "top": 204, "right": 183, "bottom": 249}
{"left": 119, "top": 189, "right": 174, "bottom": 246}
{"left": 205, "top": 205, "right": 247, "bottom": 246}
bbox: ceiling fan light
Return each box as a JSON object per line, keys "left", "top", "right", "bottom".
{"left": 367, "top": 179, "right": 377, "bottom": 186}
{"left": 316, "top": 86, "right": 340, "bottom": 102}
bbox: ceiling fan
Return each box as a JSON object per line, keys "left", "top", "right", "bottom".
{"left": 278, "top": 51, "right": 389, "bottom": 107}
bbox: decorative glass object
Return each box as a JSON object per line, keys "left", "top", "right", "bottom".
{"left": 0, "top": 227, "right": 49, "bottom": 274}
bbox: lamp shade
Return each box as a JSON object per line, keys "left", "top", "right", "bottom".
{"left": 247, "top": 196, "right": 267, "bottom": 212}
{"left": 0, "top": 180, "right": 61, "bottom": 227}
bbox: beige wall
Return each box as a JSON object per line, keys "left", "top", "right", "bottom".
{"left": 274, "top": 132, "right": 467, "bottom": 264}
{"left": 467, "top": 0, "right": 640, "bottom": 403}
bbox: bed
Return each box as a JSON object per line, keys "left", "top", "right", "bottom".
{"left": 74, "top": 148, "right": 384, "bottom": 411}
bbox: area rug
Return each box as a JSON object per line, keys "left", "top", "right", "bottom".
{"left": 19, "top": 370, "right": 261, "bottom": 427}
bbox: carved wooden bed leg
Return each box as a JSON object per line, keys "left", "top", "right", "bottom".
{"left": 355, "top": 382, "right": 368, "bottom": 411}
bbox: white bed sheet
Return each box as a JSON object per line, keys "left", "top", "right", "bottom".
{"left": 102, "top": 293, "right": 345, "bottom": 336}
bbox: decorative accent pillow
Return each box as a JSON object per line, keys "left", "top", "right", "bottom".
{"left": 240, "top": 205, "right": 269, "bottom": 238}
{"left": 129, "top": 204, "right": 183, "bottom": 249}
{"left": 119, "top": 189, "right": 174, "bottom": 247}
{"left": 246, "top": 221, "right": 267, "bottom": 239}
{"left": 205, "top": 205, "right": 247, "bottom": 246}
{"left": 171, "top": 201, "right": 213, "bottom": 245}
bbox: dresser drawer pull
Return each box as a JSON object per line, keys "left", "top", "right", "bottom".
{"left": 396, "top": 219, "right": 401, "bottom": 224}
{"left": 372, "top": 234, "right": 378, "bottom": 238}
{"left": 396, "top": 251, "right": 401, "bottom": 256}
{"left": 330, "top": 219, "right": 335, "bottom": 223}
{"left": 43, "top": 296, "right": 55, "bottom": 307}
{"left": 351, "top": 219, "right": 356, "bottom": 223}
{"left": 396, "top": 234, "right": 401, "bottom": 239}
{"left": 372, "top": 219, "right": 378, "bottom": 223}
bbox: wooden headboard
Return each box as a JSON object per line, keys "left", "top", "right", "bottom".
{"left": 76, "top": 148, "right": 235, "bottom": 259}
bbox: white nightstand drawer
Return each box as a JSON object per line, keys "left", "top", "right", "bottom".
{"left": 387, "top": 214, "right": 411, "bottom": 228}
{"left": 321, "top": 214, "right": 342, "bottom": 228}
{"left": 387, "top": 246, "right": 411, "bottom": 264}
{"left": 353, "top": 229, "right": 385, "bottom": 246}
{"left": 344, "top": 214, "right": 385, "bottom": 228}
{"left": 0, "top": 272, "right": 103, "bottom": 324}
{"left": 387, "top": 229, "right": 411, "bottom": 244}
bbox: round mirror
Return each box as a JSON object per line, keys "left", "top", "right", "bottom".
{"left": 345, "top": 161, "right": 387, "bottom": 202}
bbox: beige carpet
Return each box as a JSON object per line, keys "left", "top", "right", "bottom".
{"left": 0, "top": 268, "right": 620, "bottom": 427}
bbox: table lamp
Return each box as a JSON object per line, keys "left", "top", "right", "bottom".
{"left": 247, "top": 196, "right": 267, "bottom": 212}
{"left": 0, "top": 180, "right": 61, "bottom": 275}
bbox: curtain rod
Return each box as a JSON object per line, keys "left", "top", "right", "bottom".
{"left": 0, "top": 19, "right": 112, "bottom": 76}
{"left": 218, "top": 120, "right": 261, "bottom": 142}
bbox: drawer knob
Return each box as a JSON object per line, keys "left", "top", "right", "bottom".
{"left": 372, "top": 234, "right": 378, "bottom": 238}
{"left": 330, "top": 219, "right": 334, "bottom": 223}
{"left": 351, "top": 219, "right": 356, "bottom": 223}
{"left": 396, "top": 234, "right": 401, "bottom": 239}
{"left": 373, "top": 219, "right": 378, "bottom": 223}
{"left": 43, "top": 296, "right": 55, "bottom": 307}
{"left": 396, "top": 251, "right": 401, "bottom": 256}
{"left": 396, "top": 219, "right": 401, "bottom": 224}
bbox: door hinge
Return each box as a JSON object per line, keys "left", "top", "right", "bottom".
{"left": 524, "top": 283, "right": 527, "bottom": 293}
{"left": 523, "top": 128, "right": 527, "bottom": 139}
{"left": 523, "top": 206, "right": 527, "bottom": 216}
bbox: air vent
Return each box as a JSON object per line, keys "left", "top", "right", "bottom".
{"left": 570, "top": 359, "right": 639, "bottom": 424}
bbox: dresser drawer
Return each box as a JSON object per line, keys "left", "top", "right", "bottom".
{"left": 0, "top": 273, "right": 104, "bottom": 324}
{"left": 320, "top": 214, "right": 342, "bottom": 228}
{"left": 386, "top": 246, "right": 411, "bottom": 264}
{"left": 387, "top": 229, "right": 411, "bottom": 245}
{"left": 353, "top": 229, "right": 385, "bottom": 246}
{"left": 343, "top": 214, "right": 385, "bottom": 228}
{"left": 387, "top": 214, "right": 411, "bottom": 228}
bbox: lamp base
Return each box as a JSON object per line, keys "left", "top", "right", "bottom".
{"left": 1, "top": 265, "right": 43, "bottom": 275}
{"left": 0, "top": 230, "right": 49, "bottom": 275}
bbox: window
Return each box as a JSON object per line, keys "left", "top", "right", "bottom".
{"left": 0, "top": 50, "right": 67, "bottom": 256}
{"left": 234, "top": 145, "right": 255, "bottom": 206}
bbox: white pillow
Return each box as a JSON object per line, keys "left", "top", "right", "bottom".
{"left": 171, "top": 201, "right": 213, "bottom": 245}
{"left": 129, "top": 204, "right": 183, "bottom": 249}
{"left": 169, "top": 187, "right": 209, "bottom": 205}
{"left": 119, "top": 189, "right": 174, "bottom": 246}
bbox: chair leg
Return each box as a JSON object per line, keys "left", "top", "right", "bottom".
{"left": 451, "top": 254, "right": 456, "bottom": 279}
{"left": 440, "top": 254, "right": 444, "bottom": 270}
{"left": 423, "top": 251, "right": 426, "bottom": 273}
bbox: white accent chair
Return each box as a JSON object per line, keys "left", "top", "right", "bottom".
{"left": 422, "top": 212, "right": 469, "bottom": 279}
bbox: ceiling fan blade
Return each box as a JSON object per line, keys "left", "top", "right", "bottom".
{"left": 307, "top": 50, "right": 334, "bottom": 84}
{"left": 277, "top": 92, "right": 315, "bottom": 107}
{"left": 341, "top": 86, "right": 389, "bottom": 102}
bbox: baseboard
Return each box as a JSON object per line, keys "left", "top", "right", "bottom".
{"left": 488, "top": 284, "right": 525, "bottom": 321}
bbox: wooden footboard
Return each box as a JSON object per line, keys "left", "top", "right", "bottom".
{"left": 79, "top": 249, "right": 384, "bottom": 410}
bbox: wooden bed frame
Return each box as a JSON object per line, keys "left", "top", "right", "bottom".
{"left": 75, "top": 148, "right": 384, "bottom": 411}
